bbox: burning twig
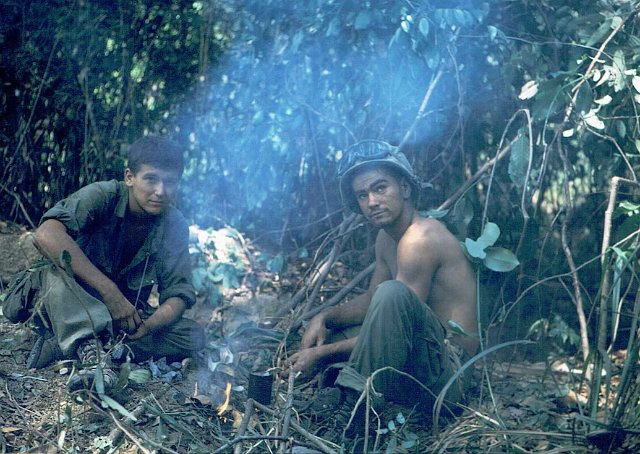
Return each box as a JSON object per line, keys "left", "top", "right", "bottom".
{"left": 217, "top": 382, "right": 232, "bottom": 416}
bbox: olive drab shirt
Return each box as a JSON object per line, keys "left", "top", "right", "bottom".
{"left": 40, "top": 180, "right": 196, "bottom": 311}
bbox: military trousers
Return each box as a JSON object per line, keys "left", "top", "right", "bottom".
{"left": 334, "top": 280, "right": 468, "bottom": 412}
{"left": 36, "top": 265, "right": 204, "bottom": 362}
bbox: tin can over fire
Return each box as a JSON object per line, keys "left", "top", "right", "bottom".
{"left": 248, "top": 371, "right": 273, "bottom": 405}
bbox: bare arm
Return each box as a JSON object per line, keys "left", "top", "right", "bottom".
{"left": 394, "top": 223, "right": 439, "bottom": 303}
{"left": 34, "top": 219, "right": 142, "bottom": 333}
{"left": 128, "top": 297, "right": 186, "bottom": 340}
{"left": 285, "top": 233, "right": 392, "bottom": 376}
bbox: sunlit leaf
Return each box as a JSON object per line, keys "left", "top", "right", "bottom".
{"left": 418, "top": 18, "right": 429, "bottom": 38}
{"left": 584, "top": 113, "right": 605, "bottom": 130}
{"left": 483, "top": 247, "right": 519, "bottom": 272}
{"left": 518, "top": 80, "right": 538, "bottom": 100}
{"left": 464, "top": 238, "right": 487, "bottom": 259}
{"left": 477, "top": 222, "right": 500, "bottom": 248}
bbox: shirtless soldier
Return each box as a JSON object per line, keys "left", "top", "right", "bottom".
{"left": 286, "top": 140, "right": 478, "bottom": 431}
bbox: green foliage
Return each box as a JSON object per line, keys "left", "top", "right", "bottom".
{"left": 4, "top": 1, "right": 640, "bottom": 375}
{"left": 462, "top": 222, "right": 520, "bottom": 272}
{"left": 527, "top": 314, "right": 580, "bottom": 353}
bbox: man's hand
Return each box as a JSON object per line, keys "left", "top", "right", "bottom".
{"left": 283, "top": 346, "right": 324, "bottom": 379}
{"left": 300, "top": 313, "right": 328, "bottom": 349}
{"left": 127, "top": 317, "right": 150, "bottom": 340}
{"left": 126, "top": 297, "right": 186, "bottom": 341}
{"left": 102, "top": 289, "right": 142, "bottom": 334}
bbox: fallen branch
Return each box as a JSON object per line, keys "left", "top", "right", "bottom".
{"left": 107, "top": 404, "right": 145, "bottom": 447}
{"left": 233, "top": 399, "right": 255, "bottom": 454}
{"left": 437, "top": 138, "right": 516, "bottom": 212}
{"left": 294, "top": 262, "right": 374, "bottom": 329}
{"left": 107, "top": 409, "right": 154, "bottom": 454}
{"left": 278, "top": 371, "right": 296, "bottom": 453}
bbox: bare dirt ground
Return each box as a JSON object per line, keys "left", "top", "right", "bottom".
{"left": 0, "top": 223, "right": 637, "bottom": 453}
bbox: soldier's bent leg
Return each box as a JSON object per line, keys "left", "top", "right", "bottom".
{"left": 40, "top": 267, "right": 113, "bottom": 357}
{"left": 334, "top": 280, "right": 463, "bottom": 409}
{"left": 124, "top": 317, "right": 205, "bottom": 362}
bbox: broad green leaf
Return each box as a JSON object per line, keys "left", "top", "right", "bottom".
{"left": 584, "top": 112, "right": 605, "bottom": 129}
{"left": 59, "top": 250, "right": 73, "bottom": 277}
{"left": 128, "top": 368, "right": 151, "bottom": 385}
{"left": 518, "top": 80, "right": 538, "bottom": 100}
{"left": 101, "top": 395, "right": 138, "bottom": 421}
{"left": 422, "top": 208, "right": 449, "bottom": 219}
{"left": 354, "top": 11, "right": 372, "bottom": 30}
{"left": 267, "top": 253, "right": 285, "bottom": 273}
{"left": 114, "top": 362, "right": 131, "bottom": 392}
{"left": 483, "top": 247, "right": 519, "bottom": 272}
{"left": 95, "top": 365, "right": 105, "bottom": 396}
{"left": 509, "top": 134, "right": 529, "bottom": 188}
{"left": 477, "top": 222, "right": 500, "bottom": 248}
{"left": 418, "top": 18, "right": 429, "bottom": 38}
{"left": 632, "top": 75, "right": 640, "bottom": 93}
{"left": 574, "top": 83, "right": 593, "bottom": 114}
{"left": 464, "top": 238, "right": 487, "bottom": 259}
{"left": 616, "top": 120, "right": 627, "bottom": 138}
{"left": 448, "top": 319, "right": 472, "bottom": 336}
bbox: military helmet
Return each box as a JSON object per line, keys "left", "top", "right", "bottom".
{"left": 337, "top": 140, "right": 420, "bottom": 213}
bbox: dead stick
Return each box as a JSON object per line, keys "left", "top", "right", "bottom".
{"left": 233, "top": 399, "right": 255, "bottom": 454}
{"left": 437, "top": 138, "right": 516, "bottom": 211}
{"left": 107, "top": 404, "right": 145, "bottom": 446}
{"left": 107, "top": 410, "right": 155, "bottom": 454}
{"left": 278, "top": 372, "right": 296, "bottom": 453}
{"left": 252, "top": 400, "right": 338, "bottom": 454}
{"left": 294, "top": 262, "right": 374, "bottom": 328}
{"left": 215, "top": 436, "right": 289, "bottom": 453}
{"left": 398, "top": 67, "right": 444, "bottom": 150}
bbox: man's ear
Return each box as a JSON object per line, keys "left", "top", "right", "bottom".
{"left": 124, "top": 168, "right": 134, "bottom": 187}
{"left": 401, "top": 178, "right": 411, "bottom": 200}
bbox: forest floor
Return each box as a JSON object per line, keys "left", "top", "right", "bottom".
{"left": 0, "top": 223, "right": 636, "bottom": 453}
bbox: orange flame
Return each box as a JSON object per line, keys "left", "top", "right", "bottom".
{"left": 217, "top": 382, "right": 232, "bottom": 416}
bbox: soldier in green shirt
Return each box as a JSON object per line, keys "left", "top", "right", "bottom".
{"left": 4, "top": 136, "right": 204, "bottom": 393}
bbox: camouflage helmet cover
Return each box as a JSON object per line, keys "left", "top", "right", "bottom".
{"left": 337, "top": 140, "right": 420, "bottom": 213}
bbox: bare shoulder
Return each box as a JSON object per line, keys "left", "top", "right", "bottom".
{"left": 402, "top": 216, "right": 458, "bottom": 249}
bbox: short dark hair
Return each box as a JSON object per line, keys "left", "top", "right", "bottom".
{"left": 127, "top": 136, "right": 184, "bottom": 175}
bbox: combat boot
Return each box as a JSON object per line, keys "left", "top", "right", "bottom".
{"left": 67, "top": 338, "right": 118, "bottom": 394}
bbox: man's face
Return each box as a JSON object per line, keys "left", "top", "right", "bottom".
{"left": 124, "top": 164, "right": 180, "bottom": 217}
{"left": 351, "top": 167, "right": 410, "bottom": 228}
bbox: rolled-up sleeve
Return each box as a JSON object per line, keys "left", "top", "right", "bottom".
{"left": 157, "top": 212, "right": 196, "bottom": 309}
{"left": 40, "top": 181, "right": 116, "bottom": 236}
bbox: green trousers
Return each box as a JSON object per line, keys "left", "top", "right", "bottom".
{"left": 334, "top": 280, "right": 467, "bottom": 412}
{"left": 38, "top": 266, "right": 204, "bottom": 362}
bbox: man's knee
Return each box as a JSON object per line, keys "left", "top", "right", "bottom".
{"left": 371, "top": 280, "right": 420, "bottom": 314}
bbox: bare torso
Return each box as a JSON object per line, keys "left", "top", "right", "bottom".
{"left": 378, "top": 216, "right": 478, "bottom": 355}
